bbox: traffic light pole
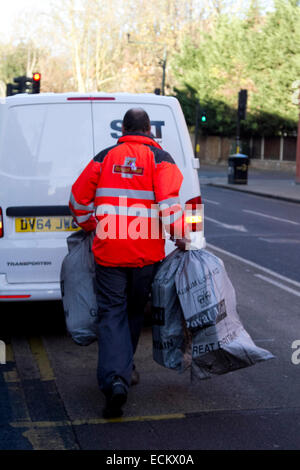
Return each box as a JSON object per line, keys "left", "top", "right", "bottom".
{"left": 296, "top": 87, "right": 300, "bottom": 184}
{"left": 194, "top": 102, "right": 200, "bottom": 157}
{"left": 236, "top": 115, "right": 241, "bottom": 154}
{"left": 127, "top": 34, "right": 167, "bottom": 95}
{"left": 161, "top": 49, "right": 167, "bottom": 96}
{"left": 236, "top": 89, "right": 247, "bottom": 154}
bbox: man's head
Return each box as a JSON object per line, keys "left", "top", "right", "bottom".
{"left": 122, "top": 108, "right": 151, "bottom": 135}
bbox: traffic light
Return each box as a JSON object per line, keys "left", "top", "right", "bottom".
{"left": 6, "top": 76, "right": 30, "bottom": 96}
{"left": 32, "top": 73, "right": 41, "bottom": 94}
{"left": 6, "top": 84, "right": 14, "bottom": 96}
{"left": 201, "top": 111, "right": 207, "bottom": 123}
{"left": 6, "top": 73, "right": 41, "bottom": 96}
{"left": 14, "top": 76, "right": 29, "bottom": 93}
{"left": 238, "top": 89, "right": 247, "bottom": 120}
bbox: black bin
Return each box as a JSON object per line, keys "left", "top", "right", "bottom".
{"left": 228, "top": 153, "right": 249, "bottom": 184}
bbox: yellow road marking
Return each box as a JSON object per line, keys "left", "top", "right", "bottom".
{"left": 22, "top": 427, "right": 70, "bottom": 451}
{"left": 5, "top": 338, "right": 186, "bottom": 447}
{"left": 6, "top": 343, "right": 13, "bottom": 362}
{"left": 28, "top": 336, "right": 55, "bottom": 381}
{"left": 73, "top": 413, "right": 186, "bottom": 425}
{"left": 3, "top": 343, "right": 20, "bottom": 383}
{"left": 11, "top": 412, "right": 186, "bottom": 428}
{"left": 3, "top": 338, "right": 67, "bottom": 449}
{"left": 3, "top": 370, "right": 20, "bottom": 382}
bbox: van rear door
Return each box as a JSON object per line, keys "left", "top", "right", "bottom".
{"left": 0, "top": 99, "right": 93, "bottom": 284}
{"left": 92, "top": 99, "right": 185, "bottom": 167}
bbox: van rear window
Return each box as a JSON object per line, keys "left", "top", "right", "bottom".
{"left": 0, "top": 104, "right": 93, "bottom": 179}
{"left": 92, "top": 103, "right": 185, "bottom": 167}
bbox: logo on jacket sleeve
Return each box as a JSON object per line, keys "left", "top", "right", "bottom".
{"left": 113, "top": 157, "right": 144, "bottom": 178}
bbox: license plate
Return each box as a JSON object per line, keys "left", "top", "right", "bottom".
{"left": 15, "top": 216, "right": 80, "bottom": 232}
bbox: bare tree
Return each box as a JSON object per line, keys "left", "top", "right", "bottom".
{"left": 1, "top": 0, "right": 238, "bottom": 95}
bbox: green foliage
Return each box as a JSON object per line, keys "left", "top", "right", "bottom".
{"left": 173, "top": 85, "right": 237, "bottom": 135}
{"left": 0, "top": 43, "right": 29, "bottom": 84}
{"left": 172, "top": 0, "right": 300, "bottom": 137}
{"left": 173, "top": 85, "right": 198, "bottom": 127}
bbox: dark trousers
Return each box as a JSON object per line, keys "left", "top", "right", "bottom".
{"left": 95, "top": 263, "right": 157, "bottom": 395}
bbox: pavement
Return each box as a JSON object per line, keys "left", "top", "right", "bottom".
{"left": 198, "top": 163, "right": 300, "bottom": 204}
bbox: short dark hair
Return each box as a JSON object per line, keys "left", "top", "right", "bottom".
{"left": 122, "top": 108, "right": 151, "bottom": 133}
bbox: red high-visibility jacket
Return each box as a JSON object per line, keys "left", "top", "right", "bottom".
{"left": 69, "top": 133, "right": 188, "bottom": 267}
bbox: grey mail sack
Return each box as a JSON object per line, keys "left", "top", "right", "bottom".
{"left": 151, "top": 249, "right": 186, "bottom": 370}
{"left": 152, "top": 248, "right": 274, "bottom": 381}
{"left": 176, "top": 249, "right": 275, "bottom": 380}
{"left": 60, "top": 230, "right": 98, "bottom": 346}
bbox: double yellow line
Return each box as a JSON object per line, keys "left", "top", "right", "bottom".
{"left": 27, "top": 336, "right": 55, "bottom": 381}
{"left": 11, "top": 412, "right": 186, "bottom": 428}
{"left": 3, "top": 343, "right": 19, "bottom": 383}
{"left": 4, "top": 336, "right": 188, "bottom": 450}
{"left": 3, "top": 336, "right": 55, "bottom": 383}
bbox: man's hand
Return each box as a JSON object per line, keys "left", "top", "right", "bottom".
{"left": 171, "top": 236, "right": 191, "bottom": 251}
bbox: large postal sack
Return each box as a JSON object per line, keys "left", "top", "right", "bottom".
{"left": 151, "top": 248, "right": 274, "bottom": 381}
{"left": 60, "top": 230, "right": 98, "bottom": 346}
{"left": 175, "top": 250, "right": 274, "bottom": 380}
{"left": 151, "top": 249, "right": 186, "bottom": 370}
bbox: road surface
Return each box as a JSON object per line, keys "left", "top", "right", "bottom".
{"left": 0, "top": 184, "right": 300, "bottom": 451}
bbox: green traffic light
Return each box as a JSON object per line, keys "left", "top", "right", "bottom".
{"left": 201, "top": 114, "right": 207, "bottom": 122}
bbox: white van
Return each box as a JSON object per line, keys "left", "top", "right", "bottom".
{"left": 0, "top": 92, "right": 205, "bottom": 302}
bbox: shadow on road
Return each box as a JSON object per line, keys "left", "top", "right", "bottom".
{"left": 0, "top": 301, "right": 67, "bottom": 341}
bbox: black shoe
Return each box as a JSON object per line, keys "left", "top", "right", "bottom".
{"left": 103, "top": 378, "right": 127, "bottom": 419}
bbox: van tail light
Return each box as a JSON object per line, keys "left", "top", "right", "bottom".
{"left": 0, "top": 208, "right": 3, "bottom": 237}
{"left": 0, "top": 295, "right": 31, "bottom": 299}
{"left": 185, "top": 196, "right": 203, "bottom": 232}
{"left": 67, "top": 97, "right": 116, "bottom": 101}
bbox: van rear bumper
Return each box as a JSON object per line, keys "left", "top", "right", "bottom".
{"left": 0, "top": 274, "right": 61, "bottom": 301}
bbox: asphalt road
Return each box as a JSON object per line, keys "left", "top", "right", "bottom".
{"left": 0, "top": 184, "right": 300, "bottom": 452}
{"left": 201, "top": 184, "right": 300, "bottom": 282}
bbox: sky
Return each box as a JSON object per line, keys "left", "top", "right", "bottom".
{"left": 0, "top": 0, "right": 276, "bottom": 41}
{"left": 0, "top": 0, "right": 50, "bottom": 40}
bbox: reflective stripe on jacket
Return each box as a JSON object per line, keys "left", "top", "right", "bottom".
{"left": 69, "top": 133, "right": 188, "bottom": 267}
